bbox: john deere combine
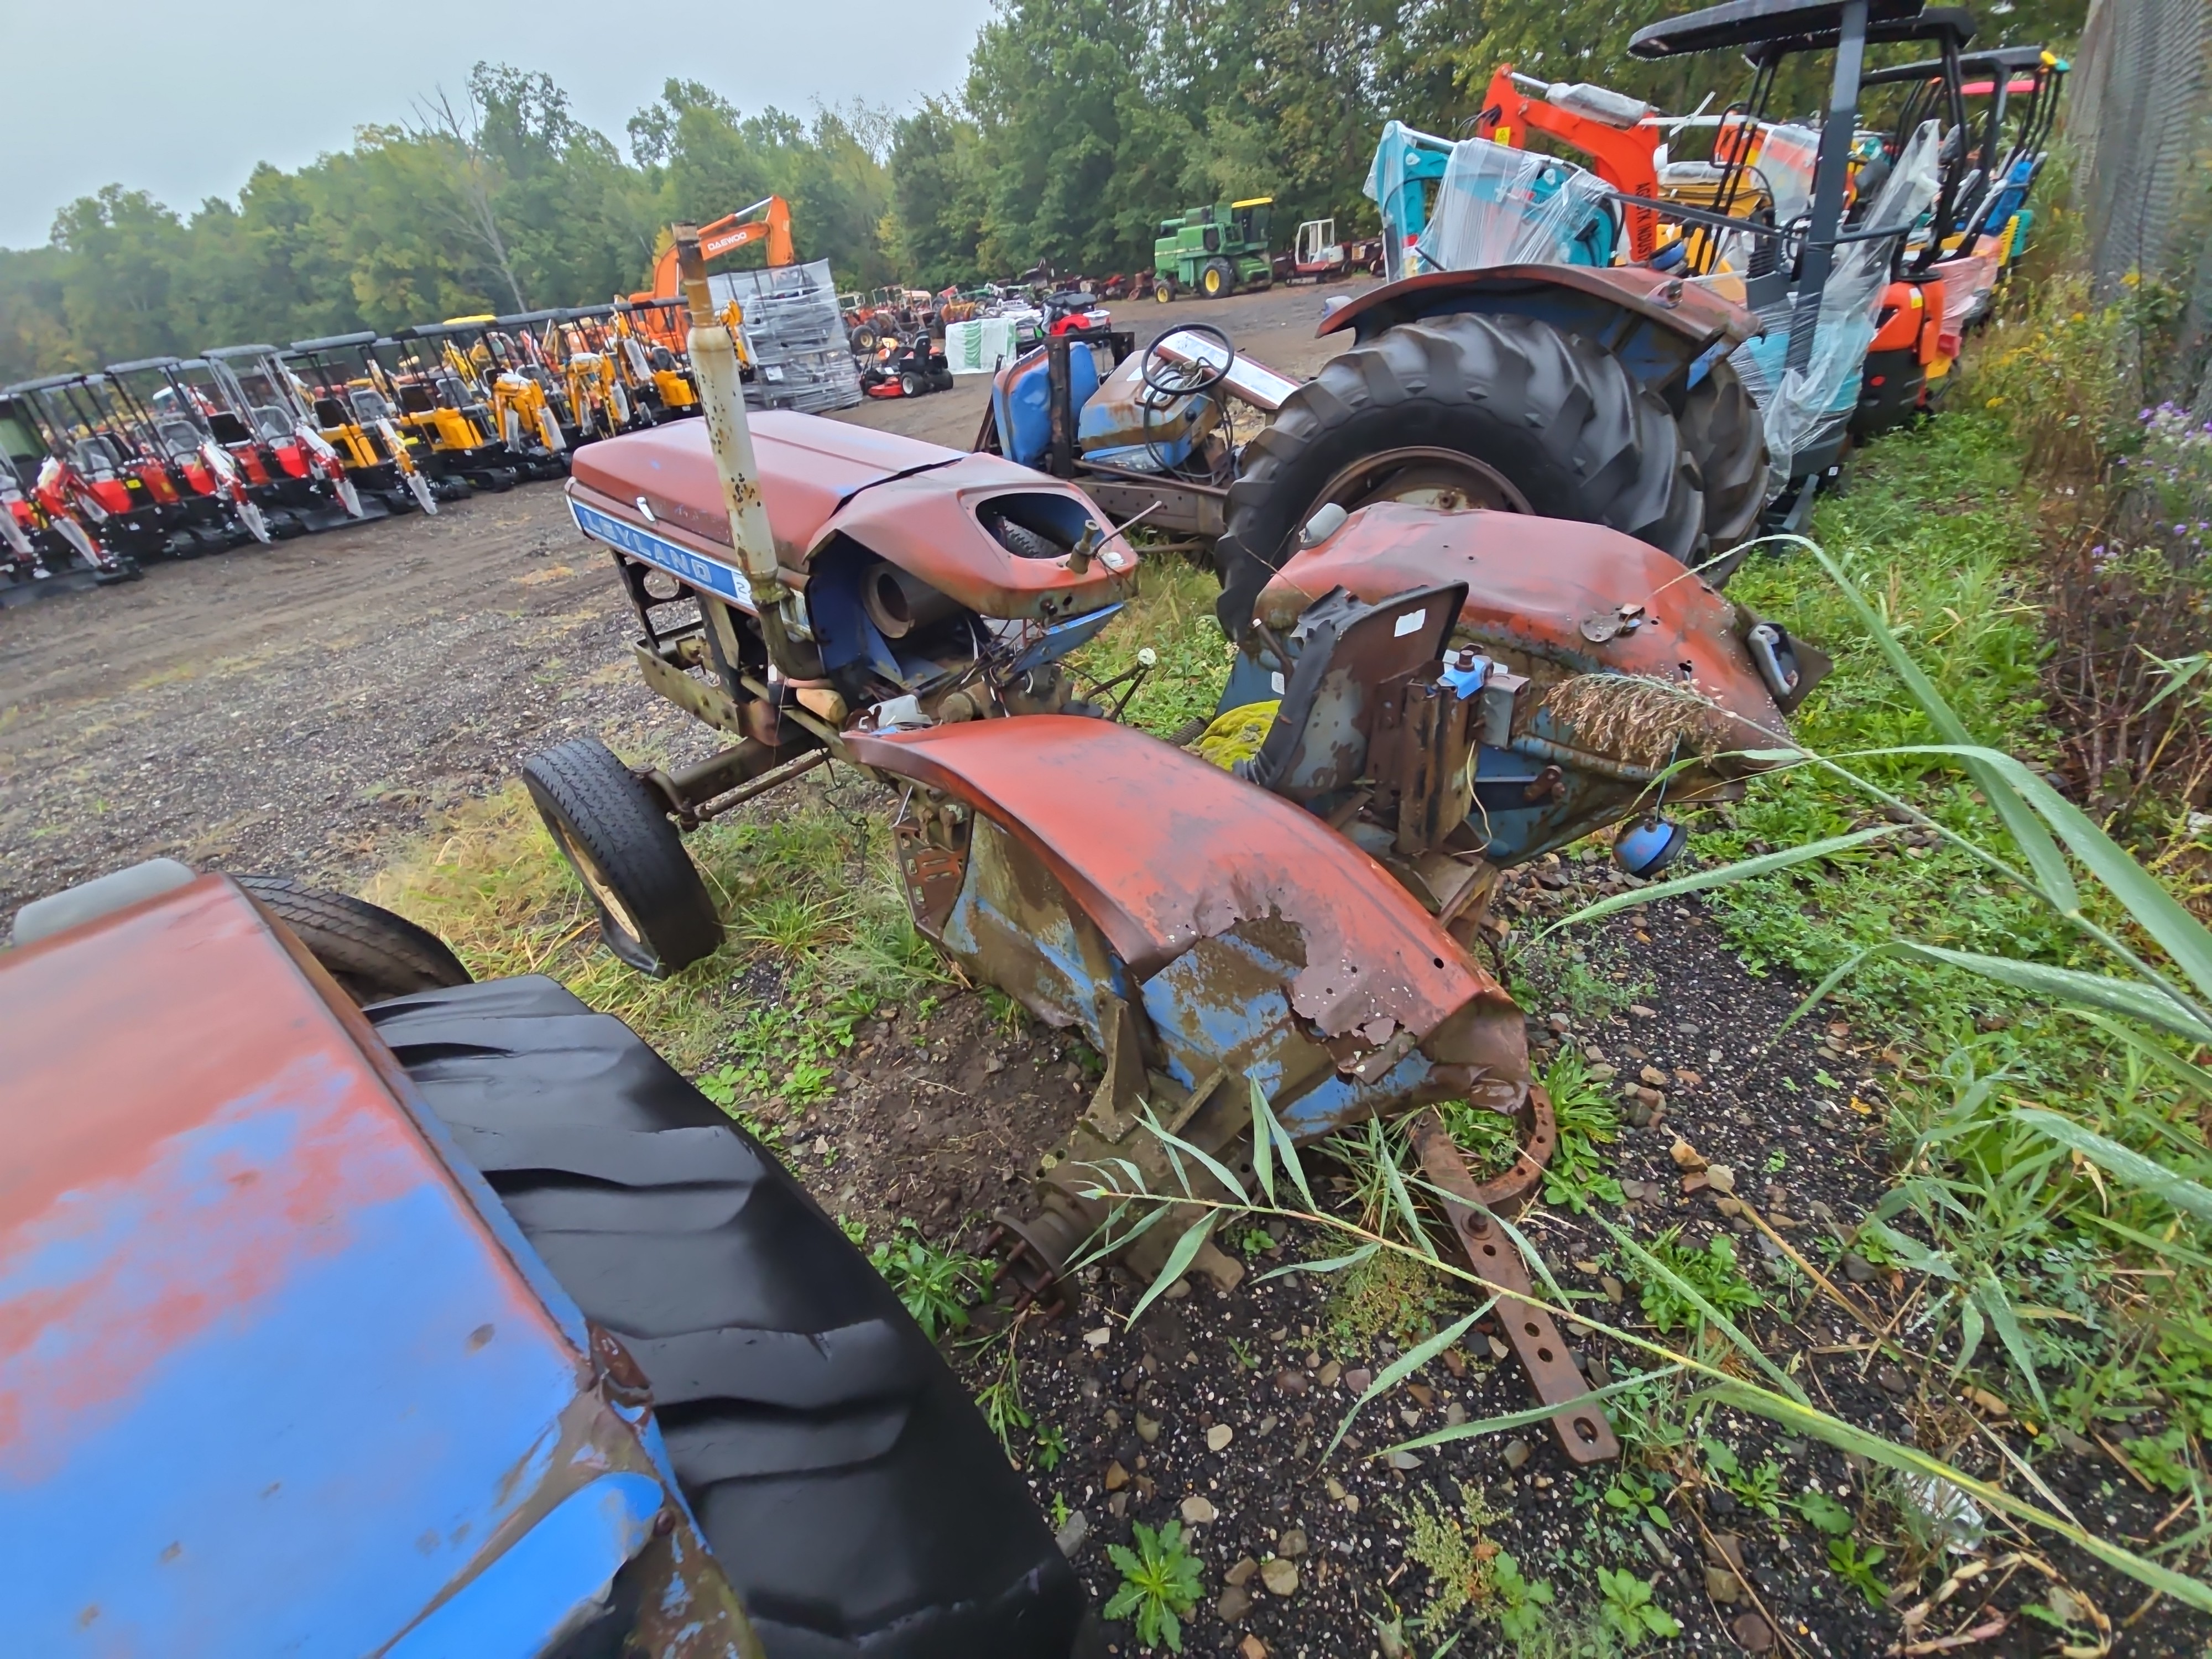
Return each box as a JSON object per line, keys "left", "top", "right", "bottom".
{"left": 1153, "top": 199, "right": 1275, "bottom": 300}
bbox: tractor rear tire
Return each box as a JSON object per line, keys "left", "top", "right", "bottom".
{"left": 1201, "top": 258, "right": 1233, "bottom": 299}
{"left": 1215, "top": 311, "right": 1703, "bottom": 632}
{"left": 235, "top": 875, "right": 472, "bottom": 1005}
{"left": 369, "top": 974, "right": 1095, "bottom": 1658}
{"left": 521, "top": 737, "right": 723, "bottom": 978}
{"left": 1677, "top": 359, "right": 1768, "bottom": 583}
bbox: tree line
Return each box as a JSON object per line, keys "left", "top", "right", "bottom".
{"left": 1, "top": 0, "right": 2084, "bottom": 382}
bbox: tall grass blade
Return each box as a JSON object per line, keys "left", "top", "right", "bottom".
{"left": 2012, "top": 1108, "right": 2212, "bottom": 1222}
{"left": 1538, "top": 826, "right": 1899, "bottom": 938}
{"left": 1601, "top": 1219, "right": 1807, "bottom": 1404}
{"left": 1707, "top": 1379, "right": 2212, "bottom": 1615}
{"left": 1803, "top": 541, "right": 2080, "bottom": 912}
{"left": 1141, "top": 1110, "right": 1250, "bottom": 1205}
{"left": 1326, "top": 1306, "right": 1489, "bottom": 1457}
{"left": 1255, "top": 1240, "right": 1379, "bottom": 1283}
{"left": 1127, "top": 1213, "right": 1216, "bottom": 1326}
{"left": 1380, "top": 1365, "right": 1686, "bottom": 1457}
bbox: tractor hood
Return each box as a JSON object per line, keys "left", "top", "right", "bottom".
{"left": 0, "top": 877, "right": 750, "bottom": 1657}
{"left": 567, "top": 413, "right": 1132, "bottom": 623}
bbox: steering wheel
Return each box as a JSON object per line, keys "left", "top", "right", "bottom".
{"left": 1140, "top": 324, "right": 1234, "bottom": 404}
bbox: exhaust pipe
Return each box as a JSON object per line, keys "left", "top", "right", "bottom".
{"left": 674, "top": 222, "right": 814, "bottom": 681}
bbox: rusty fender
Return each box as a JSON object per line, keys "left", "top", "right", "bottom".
{"left": 847, "top": 715, "right": 1529, "bottom": 1290}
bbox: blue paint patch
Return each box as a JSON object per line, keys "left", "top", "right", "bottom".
{"left": 569, "top": 499, "right": 754, "bottom": 611}
{"left": 1139, "top": 932, "right": 1303, "bottom": 1096}
{"left": 1007, "top": 604, "right": 1123, "bottom": 676}
{"left": 8, "top": 1052, "right": 615, "bottom": 1656}
{"left": 385, "top": 1474, "right": 665, "bottom": 1659}
{"left": 1278, "top": 1048, "right": 1436, "bottom": 1138}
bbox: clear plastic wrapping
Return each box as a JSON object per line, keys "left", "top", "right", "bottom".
{"left": 1746, "top": 118, "right": 1943, "bottom": 482}
{"left": 1415, "top": 139, "right": 1617, "bottom": 272}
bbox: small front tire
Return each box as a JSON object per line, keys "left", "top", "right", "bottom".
{"left": 236, "top": 875, "right": 473, "bottom": 1005}
{"left": 521, "top": 737, "right": 723, "bottom": 977}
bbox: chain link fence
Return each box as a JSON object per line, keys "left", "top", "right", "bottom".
{"left": 2068, "top": 0, "right": 2212, "bottom": 398}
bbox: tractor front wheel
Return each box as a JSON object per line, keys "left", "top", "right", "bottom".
{"left": 1215, "top": 311, "right": 1702, "bottom": 631}
{"left": 521, "top": 737, "right": 723, "bottom": 977}
{"left": 1201, "top": 258, "right": 1233, "bottom": 299}
{"left": 236, "top": 875, "right": 472, "bottom": 1005}
{"left": 1154, "top": 279, "right": 1176, "bottom": 304}
{"left": 1677, "top": 360, "right": 1768, "bottom": 581}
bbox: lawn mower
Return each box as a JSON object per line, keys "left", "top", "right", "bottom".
{"left": 281, "top": 333, "right": 445, "bottom": 512}
{"left": 859, "top": 331, "right": 956, "bottom": 399}
{"left": 1153, "top": 199, "right": 1275, "bottom": 300}
{"left": 527, "top": 224, "right": 1824, "bottom": 1457}
{"left": 383, "top": 324, "right": 526, "bottom": 491}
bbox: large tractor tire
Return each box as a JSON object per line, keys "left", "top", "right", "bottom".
{"left": 1677, "top": 359, "right": 1768, "bottom": 582}
{"left": 369, "top": 974, "right": 1098, "bottom": 1659}
{"left": 1200, "top": 258, "right": 1234, "bottom": 299}
{"left": 1215, "top": 311, "right": 1703, "bottom": 632}
{"left": 522, "top": 736, "right": 723, "bottom": 978}
{"left": 236, "top": 875, "right": 473, "bottom": 1005}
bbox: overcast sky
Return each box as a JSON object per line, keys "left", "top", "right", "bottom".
{"left": 0, "top": 0, "right": 998, "bottom": 249}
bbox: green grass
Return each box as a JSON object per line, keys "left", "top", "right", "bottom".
{"left": 363, "top": 763, "right": 943, "bottom": 1080}
{"left": 1068, "top": 552, "right": 1230, "bottom": 736}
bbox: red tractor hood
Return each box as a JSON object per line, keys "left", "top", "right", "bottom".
{"left": 567, "top": 412, "right": 1132, "bottom": 622}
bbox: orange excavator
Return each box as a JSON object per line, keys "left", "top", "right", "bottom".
{"left": 626, "top": 196, "right": 795, "bottom": 353}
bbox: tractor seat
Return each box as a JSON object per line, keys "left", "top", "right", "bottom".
{"left": 1239, "top": 582, "right": 1466, "bottom": 800}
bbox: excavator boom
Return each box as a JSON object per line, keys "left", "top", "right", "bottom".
{"left": 639, "top": 196, "right": 795, "bottom": 302}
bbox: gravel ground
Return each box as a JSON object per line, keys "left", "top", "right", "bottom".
{"left": 0, "top": 278, "right": 1365, "bottom": 925}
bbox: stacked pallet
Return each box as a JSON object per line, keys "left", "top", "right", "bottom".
{"left": 709, "top": 261, "right": 862, "bottom": 414}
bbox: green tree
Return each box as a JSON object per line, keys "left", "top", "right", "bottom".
{"left": 889, "top": 99, "right": 989, "bottom": 288}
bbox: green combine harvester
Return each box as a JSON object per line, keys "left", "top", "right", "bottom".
{"left": 1152, "top": 198, "right": 1274, "bottom": 300}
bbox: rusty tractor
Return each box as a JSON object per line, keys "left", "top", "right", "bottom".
{"left": 4, "top": 860, "right": 1099, "bottom": 1657}
{"left": 526, "top": 222, "right": 1825, "bottom": 1462}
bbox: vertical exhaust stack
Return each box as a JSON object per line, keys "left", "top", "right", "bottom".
{"left": 673, "top": 222, "right": 813, "bottom": 679}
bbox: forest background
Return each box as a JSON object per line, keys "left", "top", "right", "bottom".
{"left": 0, "top": 0, "right": 2085, "bottom": 381}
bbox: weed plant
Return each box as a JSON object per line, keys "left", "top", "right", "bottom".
{"left": 1103, "top": 1519, "right": 1203, "bottom": 1653}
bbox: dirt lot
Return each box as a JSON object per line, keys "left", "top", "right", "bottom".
{"left": 0, "top": 280, "right": 1366, "bottom": 921}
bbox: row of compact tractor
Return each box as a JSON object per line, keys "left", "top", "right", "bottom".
{"left": 0, "top": 298, "right": 712, "bottom": 602}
